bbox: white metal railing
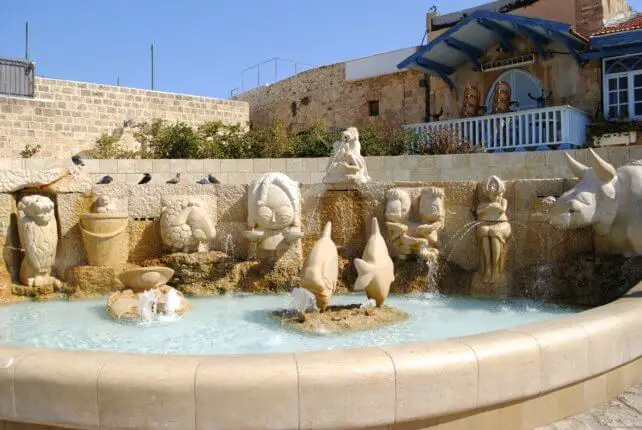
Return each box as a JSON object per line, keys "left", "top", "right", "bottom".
{"left": 404, "top": 105, "right": 590, "bottom": 151}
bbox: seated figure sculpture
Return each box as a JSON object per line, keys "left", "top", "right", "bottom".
{"left": 476, "top": 175, "right": 511, "bottom": 282}
{"left": 17, "top": 195, "right": 62, "bottom": 289}
{"left": 385, "top": 187, "right": 444, "bottom": 260}
{"left": 325, "top": 127, "right": 371, "bottom": 185}
{"left": 244, "top": 172, "right": 303, "bottom": 258}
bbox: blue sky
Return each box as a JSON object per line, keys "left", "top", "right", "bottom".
{"left": 2, "top": 0, "right": 641, "bottom": 99}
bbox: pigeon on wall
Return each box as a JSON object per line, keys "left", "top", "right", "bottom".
{"left": 207, "top": 174, "right": 220, "bottom": 184}
{"left": 96, "top": 175, "right": 113, "bottom": 185}
{"left": 166, "top": 173, "right": 181, "bottom": 184}
{"left": 138, "top": 173, "right": 152, "bottom": 184}
{"left": 71, "top": 155, "right": 85, "bottom": 167}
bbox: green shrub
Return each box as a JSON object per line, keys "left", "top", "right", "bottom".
{"left": 416, "top": 129, "right": 482, "bottom": 155}
{"left": 20, "top": 144, "right": 41, "bottom": 158}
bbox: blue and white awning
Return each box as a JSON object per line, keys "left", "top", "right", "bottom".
{"left": 397, "top": 10, "right": 587, "bottom": 89}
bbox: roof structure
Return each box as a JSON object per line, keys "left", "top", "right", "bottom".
{"left": 398, "top": 10, "right": 587, "bottom": 90}
{"left": 431, "top": 0, "right": 540, "bottom": 30}
{"left": 582, "top": 14, "right": 642, "bottom": 60}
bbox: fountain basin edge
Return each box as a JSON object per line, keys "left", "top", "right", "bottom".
{"left": 0, "top": 283, "right": 641, "bottom": 430}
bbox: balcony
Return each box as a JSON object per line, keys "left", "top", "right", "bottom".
{"left": 404, "top": 105, "right": 590, "bottom": 151}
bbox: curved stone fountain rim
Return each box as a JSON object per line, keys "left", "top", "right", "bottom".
{"left": 0, "top": 284, "right": 641, "bottom": 429}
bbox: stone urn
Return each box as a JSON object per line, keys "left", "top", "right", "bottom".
{"left": 80, "top": 213, "right": 128, "bottom": 267}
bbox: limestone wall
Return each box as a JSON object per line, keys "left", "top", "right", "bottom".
{"left": 234, "top": 63, "right": 426, "bottom": 132}
{"left": 1, "top": 146, "right": 637, "bottom": 185}
{"left": 0, "top": 77, "right": 249, "bottom": 158}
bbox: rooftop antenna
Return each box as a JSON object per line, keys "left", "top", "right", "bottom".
{"left": 150, "top": 43, "right": 155, "bottom": 90}
{"left": 25, "top": 21, "right": 29, "bottom": 59}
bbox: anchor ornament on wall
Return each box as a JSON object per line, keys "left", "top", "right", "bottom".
{"left": 528, "top": 89, "right": 553, "bottom": 109}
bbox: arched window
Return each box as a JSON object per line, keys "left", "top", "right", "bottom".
{"left": 485, "top": 69, "right": 543, "bottom": 112}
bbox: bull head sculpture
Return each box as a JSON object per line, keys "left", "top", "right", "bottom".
{"left": 549, "top": 149, "right": 618, "bottom": 236}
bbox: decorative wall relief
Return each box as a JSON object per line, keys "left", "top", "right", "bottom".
{"left": 160, "top": 198, "right": 216, "bottom": 253}
{"left": 244, "top": 172, "right": 303, "bottom": 259}
{"left": 475, "top": 175, "right": 511, "bottom": 283}
{"left": 550, "top": 148, "right": 642, "bottom": 255}
{"left": 300, "top": 222, "right": 338, "bottom": 312}
{"left": 17, "top": 195, "right": 61, "bottom": 288}
{"left": 325, "top": 127, "right": 371, "bottom": 185}
{"left": 80, "top": 195, "right": 128, "bottom": 267}
{"left": 385, "top": 187, "right": 444, "bottom": 260}
{"left": 354, "top": 218, "right": 395, "bottom": 306}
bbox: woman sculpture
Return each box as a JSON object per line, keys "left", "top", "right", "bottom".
{"left": 476, "top": 176, "right": 511, "bottom": 282}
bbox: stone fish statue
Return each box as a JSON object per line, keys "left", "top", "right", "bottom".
{"left": 325, "top": 127, "right": 371, "bottom": 185}
{"left": 353, "top": 218, "right": 395, "bottom": 306}
{"left": 300, "top": 222, "right": 338, "bottom": 312}
{"left": 160, "top": 198, "right": 216, "bottom": 253}
{"left": 17, "top": 195, "right": 62, "bottom": 288}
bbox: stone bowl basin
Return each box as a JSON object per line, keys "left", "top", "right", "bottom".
{"left": 283, "top": 230, "right": 304, "bottom": 242}
{"left": 118, "top": 267, "right": 174, "bottom": 292}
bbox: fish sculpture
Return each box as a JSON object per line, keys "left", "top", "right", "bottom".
{"left": 353, "top": 218, "right": 395, "bottom": 306}
{"left": 300, "top": 222, "right": 338, "bottom": 312}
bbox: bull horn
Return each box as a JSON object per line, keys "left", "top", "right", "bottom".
{"left": 588, "top": 148, "right": 616, "bottom": 182}
{"left": 564, "top": 152, "right": 590, "bottom": 178}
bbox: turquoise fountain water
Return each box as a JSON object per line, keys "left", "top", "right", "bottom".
{"left": 0, "top": 293, "right": 577, "bottom": 355}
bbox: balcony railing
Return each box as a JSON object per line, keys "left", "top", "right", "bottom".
{"left": 0, "top": 57, "right": 34, "bottom": 97}
{"left": 404, "top": 105, "right": 590, "bottom": 151}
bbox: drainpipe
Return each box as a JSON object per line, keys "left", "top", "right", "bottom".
{"left": 424, "top": 10, "right": 437, "bottom": 122}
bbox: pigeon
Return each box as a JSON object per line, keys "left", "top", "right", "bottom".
{"left": 166, "top": 173, "right": 181, "bottom": 184}
{"left": 138, "top": 173, "right": 152, "bottom": 185}
{"left": 197, "top": 177, "right": 210, "bottom": 185}
{"left": 71, "top": 155, "right": 85, "bottom": 167}
{"left": 96, "top": 175, "right": 113, "bottom": 185}
{"left": 207, "top": 174, "right": 220, "bottom": 184}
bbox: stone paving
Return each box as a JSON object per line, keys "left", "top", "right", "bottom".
{"left": 539, "top": 385, "right": 642, "bottom": 429}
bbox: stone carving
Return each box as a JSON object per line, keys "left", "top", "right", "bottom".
{"left": 0, "top": 167, "right": 70, "bottom": 193}
{"left": 385, "top": 187, "right": 444, "bottom": 260}
{"left": 353, "top": 218, "right": 395, "bottom": 306}
{"left": 244, "top": 172, "right": 303, "bottom": 256}
{"left": 17, "top": 195, "right": 61, "bottom": 288}
{"left": 300, "top": 222, "right": 339, "bottom": 312}
{"left": 325, "top": 127, "right": 371, "bottom": 185}
{"left": 550, "top": 149, "right": 642, "bottom": 255}
{"left": 107, "top": 267, "right": 190, "bottom": 320}
{"left": 160, "top": 198, "right": 216, "bottom": 253}
{"left": 80, "top": 195, "right": 128, "bottom": 267}
{"left": 475, "top": 176, "right": 511, "bottom": 282}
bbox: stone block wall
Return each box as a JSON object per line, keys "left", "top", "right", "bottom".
{"left": 0, "top": 77, "right": 249, "bottom": 159}
{"left": 1, "top": 146, "right": 637, "bottom": 185}
{"left": 235, "top": 63, "right": 426, "bottom": 132}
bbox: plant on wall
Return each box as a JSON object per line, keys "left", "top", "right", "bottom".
{"left": 19, "top": 144, "right": 41, "bottom": 158}
{"left": 415, "top": 129, "right": 482, "bottom": 155}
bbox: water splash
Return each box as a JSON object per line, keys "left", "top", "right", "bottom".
{"left": 137, "top": 290, "right": 158, "bottom": 321}
{"left": 360, "top": 298, "right": 377, "bottom": 310}
{"left": 223, "top": 233, "right": 236, "bottom": 258}
{"left": 289, "top": 287, "right": 317, "bottom": 313}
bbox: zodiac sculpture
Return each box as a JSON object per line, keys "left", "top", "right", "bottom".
{"left": 244, "top": 172, "right": 303, "bottom": 257}
{"left": 17, "top": 195, "right": 62, "bottom": 288}
{"left": 325, "top": 127, "right": 371, "bottom": 185}
{"left": 385, "top": 187, "right": 444, "bottom": 260}
{"left": 300, "top": 222, "right": 338, "bottom": 312}
{"left": 354, "top": 218, "right": 395, "bottom": 306}
{"left": 160, "top": 198, "right": 216, "bottom": 253}
{"left": 475, "top": 176, "right": 511, "bottom": 282}
{"left": 550, "top": 149, "right": 642, "bottom": 255}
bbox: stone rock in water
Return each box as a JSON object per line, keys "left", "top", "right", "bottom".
{"left": 300, "top": 221, "right": 338, "bottom": 311}
{"left": 353, "top": 218, "right": 395, "bottom": 306}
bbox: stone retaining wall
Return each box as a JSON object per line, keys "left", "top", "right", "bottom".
{"left": 0, "top": 77, "right": 249, "bottom": 159}
{"left": 2, "top": 146, "right": 638, "bottom": 184}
